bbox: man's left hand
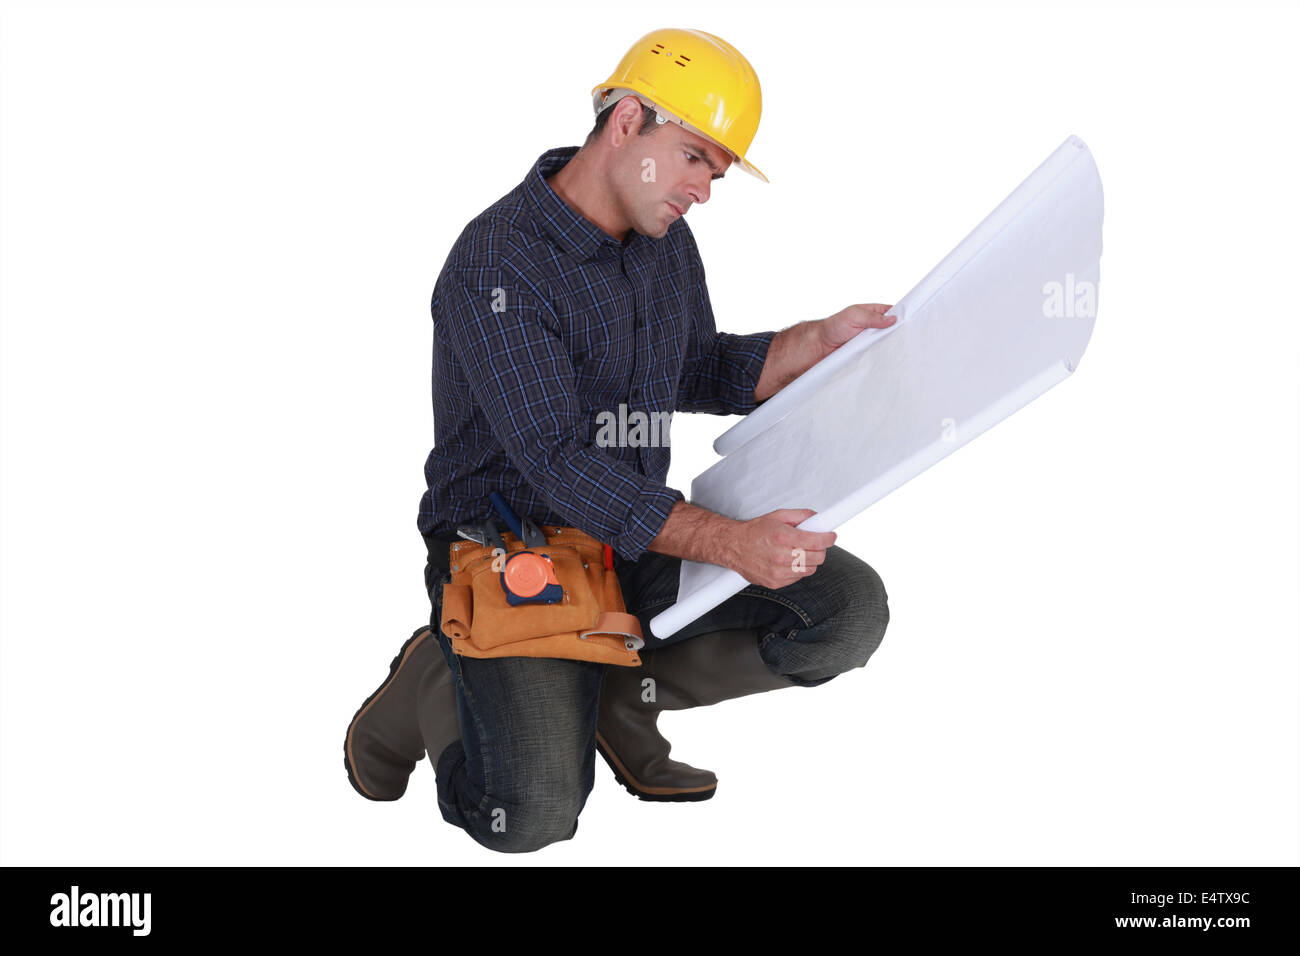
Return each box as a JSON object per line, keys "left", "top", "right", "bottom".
{"left": 818, "top": 303, "right": 897, "bottom": 357}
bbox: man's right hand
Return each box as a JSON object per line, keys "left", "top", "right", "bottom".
{"left": 722, "top": 508, "right": 837, "bottom": 590}
{"left": 650, "top": 501, "right": 837, "bottom": 589}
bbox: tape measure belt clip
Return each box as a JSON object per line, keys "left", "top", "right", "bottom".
{"left": 501, "top": 549, "right": 564, "bottom": 605}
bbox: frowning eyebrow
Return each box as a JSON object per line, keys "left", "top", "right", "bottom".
{"left": 686, "top": 145, "right": 727, "bottom": 181}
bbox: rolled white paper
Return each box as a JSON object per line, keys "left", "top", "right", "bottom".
{"left": 650, "top": 134, "right": 1104, "bottom": 639}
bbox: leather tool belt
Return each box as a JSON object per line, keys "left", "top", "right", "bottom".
{"left": 439, "top": 524, "right": 645, "bottom": 667}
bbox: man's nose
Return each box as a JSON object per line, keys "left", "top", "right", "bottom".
{"left": 684, "top": 172, "right": 711, "bottom": 205}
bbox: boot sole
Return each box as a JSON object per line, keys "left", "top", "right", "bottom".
{"left": 595, "top": 731, "right": 717, "bottom": 803}
{"left": 343, "top": 625, "right": 434, "bottom": 802}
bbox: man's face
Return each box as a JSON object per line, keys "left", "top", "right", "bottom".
{"left": 616, "top": 121, "right": 733, "bottom": 238}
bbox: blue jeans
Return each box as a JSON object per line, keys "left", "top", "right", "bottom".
{"left": 425, "top": 543, "right": 890, "bottom": 853}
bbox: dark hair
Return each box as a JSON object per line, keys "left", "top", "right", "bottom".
{"left": 584, "top": 98, "right": 662, "bottom": 147}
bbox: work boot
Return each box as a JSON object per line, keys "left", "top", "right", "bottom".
{"left": 343, "top": 625, "right": 460, "bottom": 801}
{"left": 595, "top": 627, "right": 794, "bottom": 802}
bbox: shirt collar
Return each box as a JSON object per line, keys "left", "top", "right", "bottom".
{"left": 524, "top": 146, "right": 652, "bottom": 263}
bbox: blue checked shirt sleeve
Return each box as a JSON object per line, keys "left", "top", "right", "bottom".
{"left": 675, "top": 244, "right": 775, "bottom": 416}
{"left": 438, "top": 263, "right": 685, "bottom": 561}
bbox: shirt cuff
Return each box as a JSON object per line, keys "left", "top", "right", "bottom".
{"left": 715, "top": 329, "right": 777, "bottom": 415}
{"left": 612, "top": 482, "right": 686, "bottom": 562}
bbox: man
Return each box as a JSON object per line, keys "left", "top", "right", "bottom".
{"left": 344, "top": 28, "right": 893, "bottom": 853}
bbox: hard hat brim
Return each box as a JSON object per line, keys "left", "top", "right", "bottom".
{"left": 591, "top": 85, "right": 769, "bottom": 184}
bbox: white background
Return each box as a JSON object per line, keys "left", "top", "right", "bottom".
{"left": 2, "top": 0, "right": 1297, "bottom": 866}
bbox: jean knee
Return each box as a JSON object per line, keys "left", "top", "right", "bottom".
{"left": 471, "top": 791, "right": 584, "bottom": 854}
{"left": 818, "top": 560, "right": 891, "bottom": 673}
{"left": 816, "top": 548, "right": 889, "bottom": 660}
{"left": 847, "top": 591, "right": 890, "bottom": 668}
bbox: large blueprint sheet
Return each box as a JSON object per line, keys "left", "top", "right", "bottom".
{"left": 650, "top": 135, "right": 1104, "bottom": 638}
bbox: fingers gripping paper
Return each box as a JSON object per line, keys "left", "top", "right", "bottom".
{"left": 649, "top": 135, "right": 1104, "bottom": 639}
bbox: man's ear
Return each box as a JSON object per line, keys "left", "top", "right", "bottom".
{"left": 608, "top": 96, "right": 660, "bottom": 148}
{"left": 607, "top": 96, "right": 648, "bottom": 146}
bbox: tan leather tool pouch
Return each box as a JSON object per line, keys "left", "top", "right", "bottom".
{"left": 439, "top": 525, "right": 644, "bottom": 667}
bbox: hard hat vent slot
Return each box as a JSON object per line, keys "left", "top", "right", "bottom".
{"left": 648, "top": 44, "right": 690, "bottom": 67}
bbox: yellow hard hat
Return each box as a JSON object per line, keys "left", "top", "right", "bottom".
{"left": 591, "top": 28, "right": 768, "bottom": 183}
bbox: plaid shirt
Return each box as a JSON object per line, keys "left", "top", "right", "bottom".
{"left": 418, "top": 145, "right": 775, "bottom": 561}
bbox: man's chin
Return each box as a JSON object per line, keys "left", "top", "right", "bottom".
{"left": 630, "top": 211, "right": 675, "bottom": 239}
